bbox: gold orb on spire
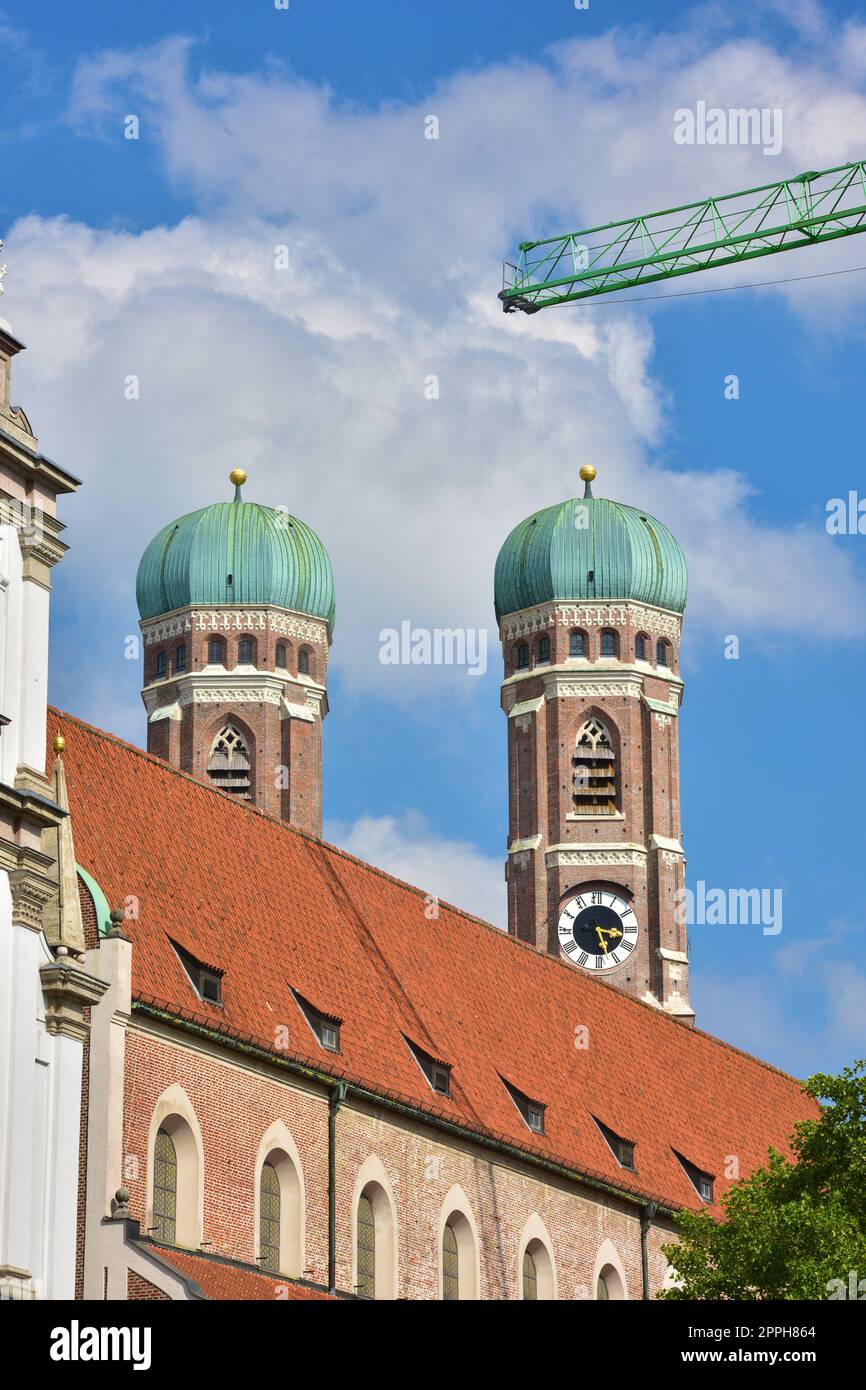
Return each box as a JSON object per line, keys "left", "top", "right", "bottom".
{"left": 53, "top": 733, "right": 66, "bottom": 754}
{"left": 229, "top": 468, "right": 247, "bottom": 487}
{"left": 579, "top": 465, "right": 597, "bottom": 483}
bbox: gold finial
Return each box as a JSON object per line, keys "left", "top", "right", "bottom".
{"left": 579, "top": 465, "right": 597, "bottom": 483}
{"left": 229, "top": 468, "right": 247, "bottom": 486}
{"left": 53, "top": 733, "right": 66, "bottom": 754}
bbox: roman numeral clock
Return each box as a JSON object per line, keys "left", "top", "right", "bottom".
{"left": 557, "top": 890, "right": 639, "bottom": 972}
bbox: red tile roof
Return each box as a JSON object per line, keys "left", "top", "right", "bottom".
{"left": 49, "top": 709, "right": 817, "bottom": 1214}
{"left": 142, "top": 1244, "right": 334, "bottom": 1300}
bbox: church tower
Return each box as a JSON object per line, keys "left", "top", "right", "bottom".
{"left": 494, "top": 466, "right": 693, "bottom": 1021}
{"left": 136, "top": 470, "right": 334, "bottom": 835}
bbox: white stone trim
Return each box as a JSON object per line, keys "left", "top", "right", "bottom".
{"left": 517, "top": 1214, "right": 558, "bottom": 1300}
{"left": 545, "top": 843, "right": 647, "bottom": 868}
{"left": 437, "top": 1185, "right": 481, "bottom": 1301}
{"left": 650, "top": 834, "right": 683, "bottom": 854}
{"left": 144, "top": 1085, "right": 205, "bottom": 1252}
{"left": 658, "top": 948, "right": 689, "bottom": 964}
{"left": 592, "top": 1237, "right": 629, "bottom": 1300}
{"left": 147, "top": 703, "right": 181, "bottom": 724}
{"left": 252, "top": 1120, "right": 305, "bottom": 1280}
{"left": 280, "top": 700, "right": 316, "bottom": 723}
{"left": 508, "top": 835, "right": 542, "bottom": 854}
{"left": 141, "top": 606, "right": 329, "bottom": 647}
{"left": 500, "top": 599, "right": 683, "bottom": 643}
{"left": 351, "top": 1155, "right": 398, "bottom": 1300}
{"left": 508, "top": 697, "right": 544, "bottom": 719}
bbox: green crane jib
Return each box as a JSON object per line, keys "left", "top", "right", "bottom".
{"left": 499, "top": 159, "right": 866, "bottom": 312}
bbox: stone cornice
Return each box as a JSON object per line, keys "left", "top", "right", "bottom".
{"left": 142, "top": 671, "right": 327, "bottom": 716}
{"left": 140, "top": 604, "right": 331, "bottom": 647}
{"left": 501, "top": 663, "right": 684, "bottom": 711}
{"left": 40, "top": 959, "right": 108, "bottom": 1040}
{"left": 500, "top": 599, "right": 683, "bottom": 643}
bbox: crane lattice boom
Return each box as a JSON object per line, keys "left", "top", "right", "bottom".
{"left": 500, "top": 160, "right": 866, "bottom": 311}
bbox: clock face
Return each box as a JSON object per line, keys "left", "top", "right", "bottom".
{"left": 558, "top": 890, "right": 639, "bottom": 971}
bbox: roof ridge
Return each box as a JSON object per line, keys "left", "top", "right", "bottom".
{"left": 49, "top": 705, "right": 806, "bottom": 1091}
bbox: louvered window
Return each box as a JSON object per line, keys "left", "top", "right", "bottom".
{"left": 153, "top": 1128, "right": 177, "bottom": 1244}
{"left": 207, "top": 725, "right": 251, "bottom": 799}
{"left": 522, "top": 1249, "right": 538, "bottom": 1300}
{"left": 572, "top": 717, "right": 617, "bottom": 816}
{"left": 357, "top": 1194, "right": 376, "bottom": 1299}
{"left": 259, "top": 1162, "right": 281, "bottom": 1274}
{"left": 442, "top": 1223, "right": 459, "bottom": 1301}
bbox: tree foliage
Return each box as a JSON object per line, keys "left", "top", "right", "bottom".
{"left": 661, "top": 1061, "right": 866, "bottom": 1299}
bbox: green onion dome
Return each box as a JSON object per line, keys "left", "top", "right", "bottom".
{"left": 136, "top": 471, "right": 335, "bottom": 626}
{"left": 494, "top": 467, "right": 687, "bottom": 621}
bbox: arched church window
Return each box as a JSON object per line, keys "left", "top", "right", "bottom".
{"left": 207, "top": 636, "right": 226, "bottom": 666}
{"left": 635, "top": 634, "right": 647, "bottom": 661}
{"left": 207, "top": 725, "right": 252, "bottom": 800}
{"left": 516, "top": 643, "right": 529, "bottom": 671}
{"left": 153, "top": 1127, "right": 177, "bottom": 1244}
{"left": 442, "top": 1222, "right": 459, "bottom": 1301}
{"left": 238, "top": 636, "right": 255, "bottom": 665}
{"left": 356, "top": 1193, "right": 376, "bottom": 1299}
{"left": 538, "top": 635, "right": 551, "bottom": 664}
{"left": 656, "top": 638, "right": 670, "bottom": 667}
{"left": 175, "top": 643, "right": 187, "bottom": 673}
{"left": 573, "top": 716, "right": 617, "bottom": 816}
{"left": 259, "top": 1161, "right": 281, "bottom": 1275}
{"left": 522, "top": 1248, "right": 538, "bottom": 1300}
{"left": 276, "top": 643, "right": 287, "bottom": 669}
{"left": 155, "top": 650, "right": 167, "bottom": 679}
{"left": 600, "top": 629, "right": 618, "bottom": 658}
{"left": 569, "top": 630, "right": 586, "bottom": 658}
{"left": 299, "top": 648, "right": 311, "bottom": 677}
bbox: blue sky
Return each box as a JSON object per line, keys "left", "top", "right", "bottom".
{"left": 2, "top": 0, "right": 865, "bottom": 1077}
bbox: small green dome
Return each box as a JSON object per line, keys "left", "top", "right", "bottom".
{"left": 494, "top": 480, "right": 687, "bottom": 621}
{"left": 136, "top": 480, "right": 335, "bottom": 626}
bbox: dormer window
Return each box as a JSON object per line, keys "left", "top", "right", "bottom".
{"left": 675, "top": 1151, "right": 714, "bottom": 1203}
{"left": 404, "top": 1036, "right": 451, "bottom": 1096}
{"left": 291, "top": 988, "right": 342, "bottom": 1052}
{"left": 501, "top": 1077, "right": 546, "bottom": 1135}
{"left": 594, "top": 1117, "right": 635, "bottom": 1171}
{"left": 169, "top": 939, "right": 224, "bottom": 1006}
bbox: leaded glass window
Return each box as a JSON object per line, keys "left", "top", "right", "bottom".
{"left": 357, "top": 1193, "right": 376, "bottom": 1299}
{"left": 259, "top": 1162, "right": 281, "bottom": 1274}
{"left": 596, "top": 1273, "right": 610, "bottom": 1300}
{"left": 153, "top": 1128, "right": 177, "bottom": 1244}
{"left": 523, "top": 1249, "right": 538, "bottom": 1300}
{"left": 442, "top": 1222, "right": 459, "bottom": 1301}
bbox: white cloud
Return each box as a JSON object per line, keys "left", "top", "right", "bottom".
{"left": 3, "top": 8, "right": 866, "bottom": 732}
{"left": 325, "top": 811, "right": 505, "bottom": 928}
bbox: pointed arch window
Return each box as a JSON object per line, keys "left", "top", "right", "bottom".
{"left": 259, "top": 1162, "right": 281, "bottom": 1274}
{"left": 207, "top": 725, "right": 252, "bottom": 799}
{"left": 357, "top": 1193, "right": 376, "bottom": 1299}
{"left": 153, "top": 1128, "right": 177, "bottom": 1244}
{"left": 522, "top": 1248, "right": 538, "bottom": 1300}
{"left": 573, "top": 716, "right": 617, "bottom": 816}
{"left": 442, "top": 1222, "right": 459, "bottom": 1301}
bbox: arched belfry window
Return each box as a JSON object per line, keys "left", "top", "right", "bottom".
{"left": 657, "top": 638, "right": 670, "bottom": 667}
{"left": 635, "top": 634, "right": 647, "bottom": 661}
{"left": 573, "top": 716, "right": 617, "bottom": 816}
{"left": 238, "top": 636, "right": 255, "bottom": 665}
{"left": 207, "top": 636, "right": 226, "bottom": 666}
{"left": 276, "top": 642, "right": 287, "bottom": 669}
{"left": 516, "top": 643, "right": 529, "bottom": 671}
{"left": 299, "top": 648, "right": 311, "bottom": 677}
{"left": 569, "top": 630, "right": 587, "bottom": 658}
{"left": 538, "top": 635, "right": 551, "bottom": 664}
{"left": 600, "top": 629, "right": 618, "bottom": 658}
{"left": 207, "top": 725, "right": 252, "bottom": 800}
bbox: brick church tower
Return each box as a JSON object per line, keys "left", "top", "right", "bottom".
{"left": 136, "top": 470, "right": 334, "bottom": 836}
{"left": 494, "top": 466, "right": 693, "bottom": 1021}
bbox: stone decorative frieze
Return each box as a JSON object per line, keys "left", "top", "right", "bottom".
{"left": 545, "top": 680, "right": 642, "bottom": 700}
{"left": 501, "top": 600, "right": 682, "bottom": 643}
{"left": 142, "top": 608, "right": 328, "bottom": 646}
{"left": 188, "top": 686, "right": 284, "bottom": 706}
{"left": 662, "top": 850, "right": 684, "bottom": 866}
{"left": 654, "top": 712, "right": 672, "bottom": 729}
{"left": 546, "top": 847, "right": 646, "bottom": 868}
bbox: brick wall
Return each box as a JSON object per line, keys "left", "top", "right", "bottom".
{"left": 120, "top": 1022, "right": 676, "bottom": 1300}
